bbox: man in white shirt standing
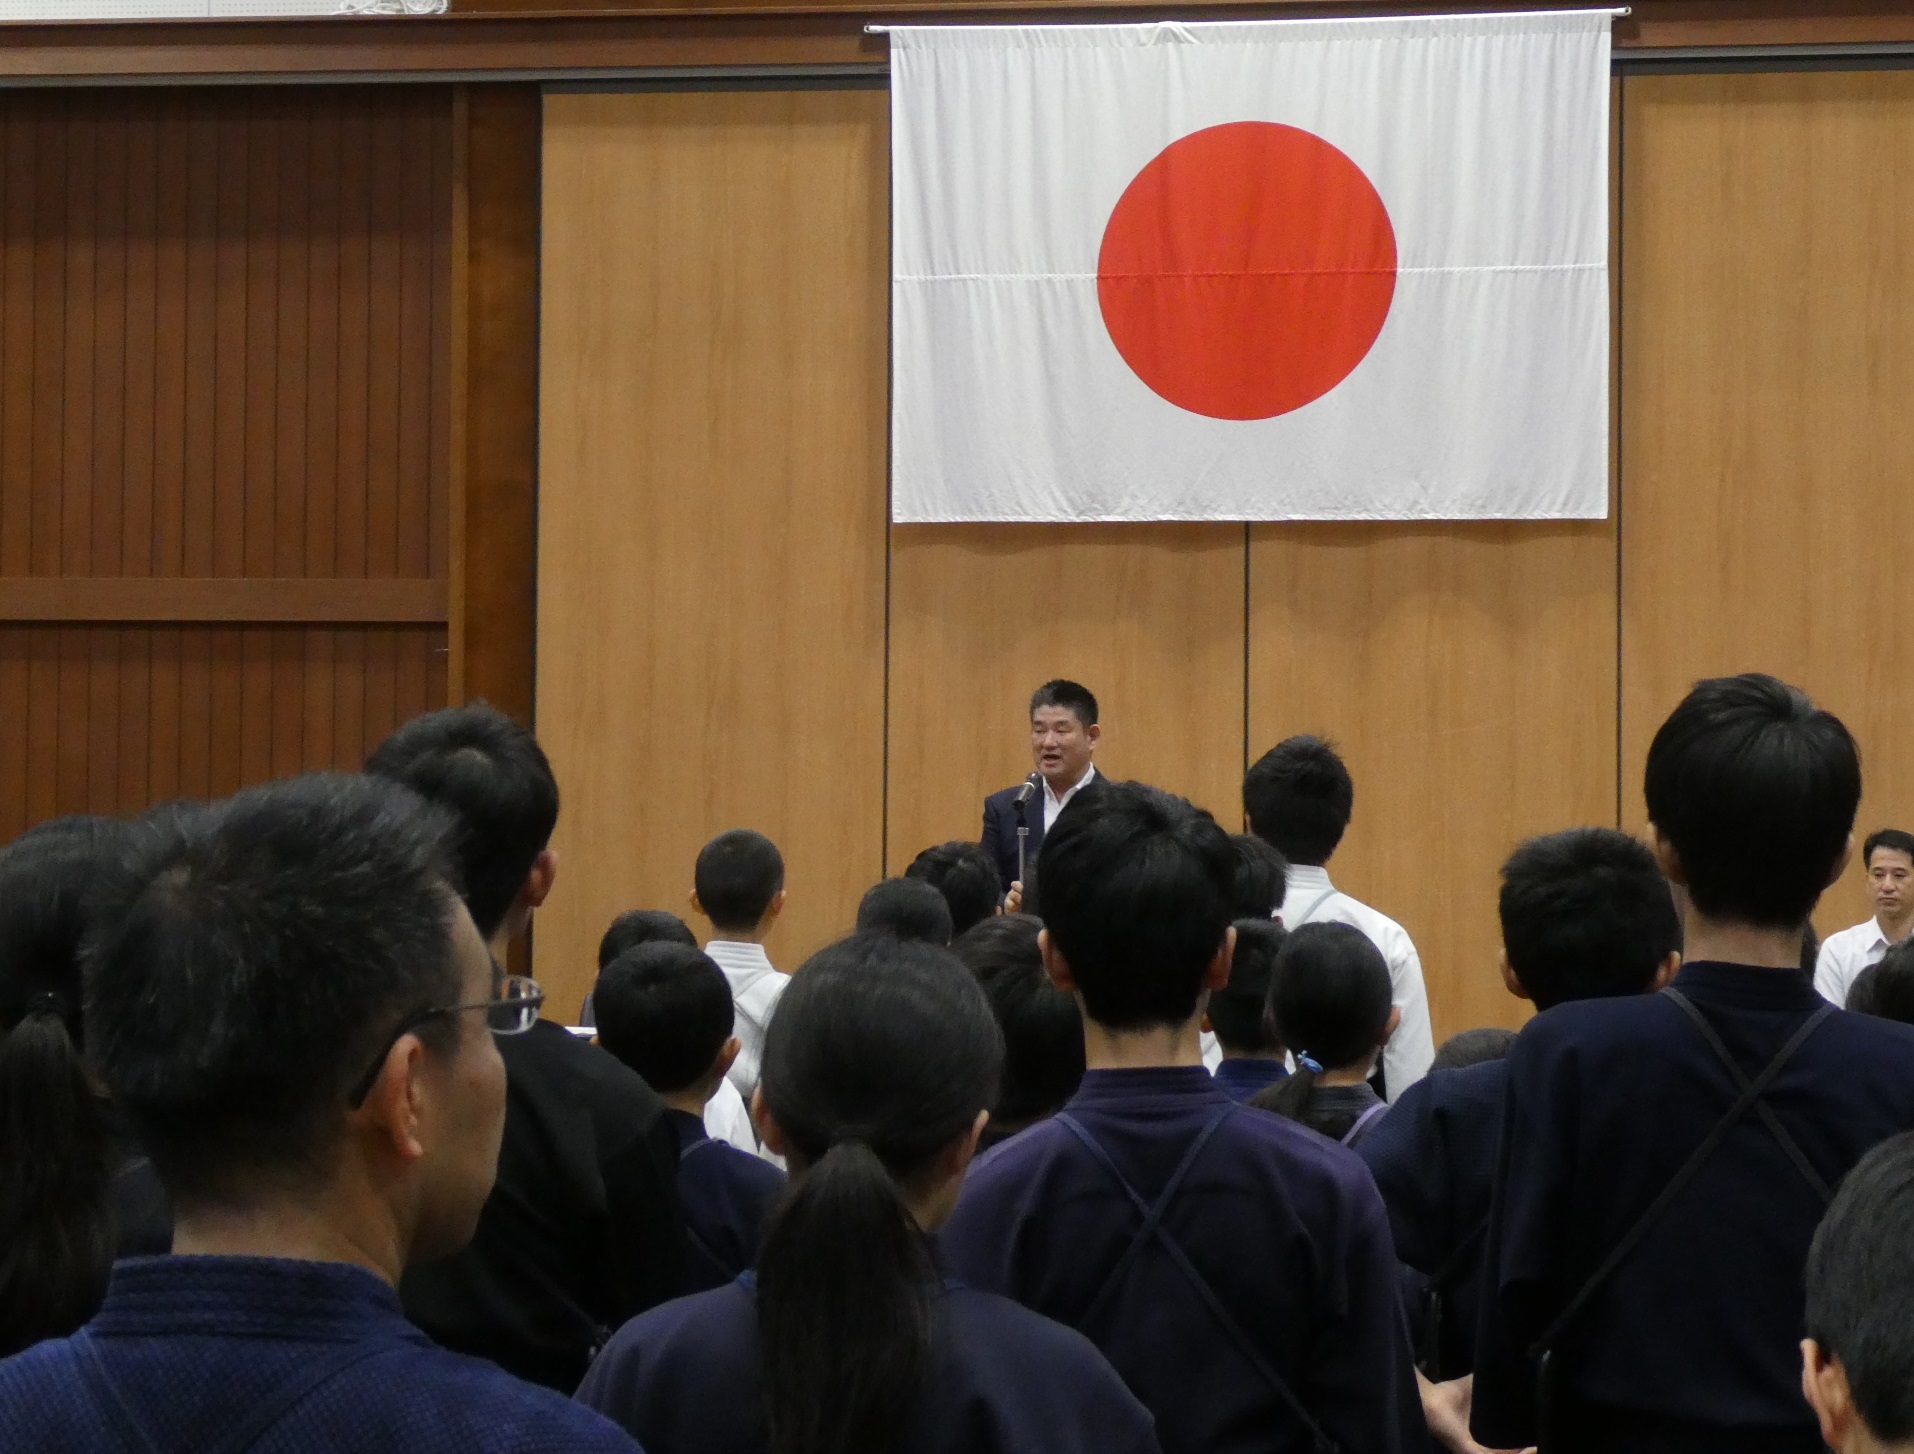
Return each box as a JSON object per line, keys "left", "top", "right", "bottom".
{"left": 981, "top": 679, "right": 1110, "bottom": 895}
{"left": 1815, "top": 828, "right": 1914, "bottom": 1006}
{"left": 689, "top": 829, "right": 789, "bottom": 1101}
{"left": 1244, "top": 735, "right": 1435, "bottom": 1100}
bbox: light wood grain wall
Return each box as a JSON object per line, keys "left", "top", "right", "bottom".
{"left": 1619, "top": 71, "right": 1914, "bottom": 943}
{"left": 536, "top": 89, "right": 891, "bottom": 1021}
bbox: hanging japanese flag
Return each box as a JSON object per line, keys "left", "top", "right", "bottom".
{"left": 888, "top": 12, "right": 1612, "bottom": 522}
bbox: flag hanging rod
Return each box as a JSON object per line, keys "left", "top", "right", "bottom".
{"left": 864, "top": 8, "right": 1627, "bottom": 31}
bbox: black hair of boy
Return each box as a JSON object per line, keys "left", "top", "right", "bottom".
{"left": 86, "top": 774, "right": 462, "bottom": 1208}
{"left": 694, "top": 830, "right": 785, "bottom": 934}
{"left": 1498, "top": 828, "right": 1681, "bottom": 1010}
{"left": 1229, "top": 834, "right": 1289, "bottom": 920}
{"left": 1431, "top": 1026, "right": 1518, "bottom": 1073}
{"left": 598, "top": 909, "right": 698, "bottom": 970}
{"left": 855, "top": 878, "right": 954, "bottom": 946}
{"left": 951, "top": 914, "right": 1085, "bottom": 1126}
{"left": 0, "top": 816, "right": 133, "bottom": 1356}
{"left": 364, "top": 703, "right": 554, "bottom": 941}
{"left": 1207, "top": 918, "right": 1286, "bottom": 1055}
{"left": 1241, "top": 736, "right": 1354, "bottom": 867}
{"left": 1805, "top": 1131, "right": 1914, "bottom": 1444}
{"left": 1860, "top": 941, "right": 1914, "bottom": 1026}
{"left": 1036, "top": 781, "right": 1235, "bottom": 1030}
{"left": 1643, "top": 673, "right": 1860, "bottom": 930}
{"left": 1846, "top": 964, "right": 1882, "bottom": 1017}
{"left": 594, "top": 943, "right": 735, "bottom": 1094}
{"left": 1030, "top": 678, "right": 1098, "bottom": 726}
{"left": 905, "top": 841, "right": 1001, "bottom": 936}
{"left": 1864, "top": 828, "right": 1914, "bottom": 867}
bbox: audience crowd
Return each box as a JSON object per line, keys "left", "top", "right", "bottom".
{"left": 3, "top": 672, "right": 1914, "bottom": 1454}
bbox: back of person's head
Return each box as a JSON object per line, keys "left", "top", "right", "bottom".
{"left": 1037, "top": 781, "right": 1235, "bottom": 1031}
{"left": 365, "top": 703, "right": 558, "bottom": 941}
{"left": 904, "top": 841, "right": 1000, "bottom": 936}
{"left": 1258, "top": 922, "right": 1394, "bottom": 1123}
{"left": 855, "top": 878, "right": 954, "bottom": 946}
{"left": 1860, "top": 941, "right": 1914, "bottom": 1026}
{"left": 593, "top": 942, "right": 733, "bottom": 1094}
{"left": 1229, "top": 834, "right": 1288, "bottom": 919}
{"left": 755, "top": 933, "right": 1002, "bottom": 1454}
{"left": 1498, "top": 828, "right": 1681, "bottom": 1011}
{"left": 1029, "top": 678, "right": 1098, "bottom": 726}
{"left": 1847, "top": 963, "right": 1882, "bottom": 1017}
{"left": 951, "top": 913, "right": 1083, "bottom": 1126}
{"left": 1804, "top": 1132, "right": 1914, "bottom": 1449}
{"left": 1207, "top": 918, "right": 1286, "bottom": 1055}
{"left": 694, "top": 829, "right": 785, "bottom": 935}
{"left": 1432, "top": 1026, "right": 1518, "bottom": 1072}
{"left": 597, "top": 908, "right": 698, "bottom": 970}
{"left": 1644, "top": 674, "right": 1860, "bottom": 931}
{"left": 0, "top": 815, "right": 134, "bottom": 1356}
{"left": 87, "top": 773, "right": 503, "bottom": 1262}
{"left": 1242, "top": 735, "right": 1354, "bottom": 867}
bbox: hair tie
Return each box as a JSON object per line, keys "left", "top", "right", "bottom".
{"left": 1296, "top": 1053, "right": 1324, "bottom": 1074}
{"left": 24, "top": 991, "right": 70, "bottom": 1020}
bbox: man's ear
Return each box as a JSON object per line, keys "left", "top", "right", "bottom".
{"left": 1649, "top": 825, "right": 1686, "bottom": 887}
{"left": 1381, "top": 1005, "right": 1402, "bottom": 1046}
{"left": 753, "top": 1088, "right": 791, "bottom": 1159}
{"left": 1086, "top": 722, "right": 1102, "bottom": 749}
{"left": 1038, "top": 929, "right": 1079, "bottom": 994}
{"left": 357, "top": 1033, "right": 433, "bottom": 1165}
{"left": 1651, "top": 950, "right": 1682, "bottom": 992}
{"left": 1203, "top": 926, "right": 1236, "bottom": 992}
{"left": 1800, "top": 1339, "right": 1857, "bottom": 1454}
{"left": 1827, "top": 833, "right": 1855, "bottom": 889}
{"left": 689, "top": 888, "right": 706, "bottom": 919}
{"left": 763, "top": 888, "right": 787, "bottom": 926}
{"left": 522, "top": 848, "right": 558, "bottom": 912}
{"left": 713, "top": 1037, "right": 742, "bottom": 1083}
{"left": 1500, "top": 948, "right": 1532, "bottom": 1003}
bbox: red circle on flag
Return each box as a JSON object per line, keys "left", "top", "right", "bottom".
{"left": 1097, "top": 121, "right": 1398, "bottom": 421}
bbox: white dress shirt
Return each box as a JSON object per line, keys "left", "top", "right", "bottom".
{"left": 702, "top": 1075, "right": 759, "bottom": 1154}
{"left": 703, "top": 939, "right": 787, "bottom": 1102}
{"left": 1815, "top": 918, "right": 1896, "bottom": 1007}
{"left": 1042, "top": 763, "right": 1098, "bottom": 832}
{"left": 1275, "top": 863, "right": 1435, "bottom": 1100}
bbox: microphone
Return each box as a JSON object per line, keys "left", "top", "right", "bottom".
{"left": 1012, "top": 771, "right": 1042, "bottom": 807}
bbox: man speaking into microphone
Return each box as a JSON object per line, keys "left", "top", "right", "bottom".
{"left": 981, "top": 680, "right": 1106, "bottom": 893}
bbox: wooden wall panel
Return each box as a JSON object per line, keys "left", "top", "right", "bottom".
{"left": 0, "top": 85, "right": 455, "bottom": 838}
{"left": 885, "top": 525, "right": 1247, "bottom": 872}
{"left": 537, "top": 89, "right": 890, "bottom": 1020}
{"left": 1619, "top": 72, "right": 1914, "bottom": 941}
{"left": 1247, "top": 523, "right": 1619, "bottom": 1038}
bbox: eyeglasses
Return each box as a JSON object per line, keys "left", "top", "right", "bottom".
{"left": 346, "top": 974, "right": 545, "bottom": 1109}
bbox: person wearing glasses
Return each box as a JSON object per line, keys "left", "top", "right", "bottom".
{"left": 0, "top": 773, "right": 642, "bottom": 1454}
{"left": 368, "top": 705, "right": 686, "bottom": 1393}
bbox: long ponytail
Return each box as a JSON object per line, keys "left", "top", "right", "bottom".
{"left": 1250, "top": 921, "right": 1392, "bottom": 1128}
{"left": 755, "top": 933, "right": 1003, "bottom": 1454}
{"left": 0, "top": 996, "right": 112, "bottom": 1356}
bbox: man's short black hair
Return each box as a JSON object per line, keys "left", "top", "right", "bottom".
{"left": 1860, "top": 941, "right": 1914, "bottom": 1026}
{"left": 855, "top": 878, "right": 954, "bottom": 946}
{"left": 1030, "top": 679, "right": 1098, "bottom": 727}
{"left": 1432, "top": 1026, "right": 1517, "bottom": 1072}
{"left": 1806, "top": 1131, "right": 1914, "bottom": 1442}
{"left": 593, "top": 942, "right": 734, "bottom": 1095}
{"left": 1229, "top": 834, "right": 1288, "bottom": 920}
{"left": 1865, "top": 829, "right": 1914, "bottom": 869}
{"left": 1498, "top": 828, "right": 1681, "bottom": 1011}
{"left": 1208, "top": 918, "right": 1285, "bottom": 1054}
{"left": 598, "top": 909, "right": 698, "bottom": 970}
{"left": 951, "top": 914, "right": 1083, "bottom": 1125}
{"left": 1037, "top": 781, "right": 1234, "bottom": 1031}
{"left": 85, "top": 773, "right": 464, "bottom": 1207}
{"left": 905, "top": 841, "right": 1001, "bottom": 936}
{"left": 1242, "top": 736, "right": 1354, "bottom": 867}
{"left": 365, "top": 703, "right": 558, "bottom": 941}
{"left": 1644, "top": 674, "right": 1859, "bottom": 931}
{"left": 694, "top": 830, "right": 785, "bottom": 933}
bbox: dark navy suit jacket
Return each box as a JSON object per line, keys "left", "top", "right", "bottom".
{"left": 981, "top": 770, "right": 1108, "bottom": 891}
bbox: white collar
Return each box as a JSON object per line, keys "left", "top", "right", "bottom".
{"left": 1285, "top": 863, "right": 1334, "bottom": 894}
{"left": 1043, "top": 762, "right": 1096, "bottom": 807}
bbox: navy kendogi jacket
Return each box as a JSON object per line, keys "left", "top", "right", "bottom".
{"left": 940, "top": 1065, "right": 1428, "bottom": 1454}
{"left": 667, "top": 1108, "right": 784, "bottom": 1293}
{"left": 1473, "top": 961, "right": 1914, "bottom": 1454}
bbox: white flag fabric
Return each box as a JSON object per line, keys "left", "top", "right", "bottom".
{"left": 888, "top": 12, "right": 1613, "bottom": 523}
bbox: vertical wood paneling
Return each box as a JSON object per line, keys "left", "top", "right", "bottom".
{"left": 0, "top": 86, "right": 455, "bottom": 837}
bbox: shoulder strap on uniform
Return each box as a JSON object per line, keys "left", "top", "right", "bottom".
{"left": 1287, "top": 886, "right": 1339, "bottom": 929}
{"left": 1527, "top": 995, "right": 1836, "bottom": 1365}
{"left": 1340, "top": 1100, "right": 1390, "bottom": 1146}
{"left": 208, "top": 1341, "right": 400, "bottom": 1454}
{"left": 69, "top": 1333, "right": 164, "bottom": 1454}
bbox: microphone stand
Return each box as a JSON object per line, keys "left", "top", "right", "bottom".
{"left": 1017, "top": 824, "right": 1029, "bottom": 886}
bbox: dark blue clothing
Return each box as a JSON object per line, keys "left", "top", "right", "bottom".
{"left": 940, "top": 1066, "right": 1426, "bottom": 1454}
{"left": 979, "top": 773, "right": 1109, "bottom": 891}
{"left": 0, "top": 1255, "right": 641, "bottom": 1453}
{"left": 1357, "top": 1059, "right": 1505, "bottom": 1378}
{"left": 1473, "top": 963, "right": 1914, "bottom": 1453}
{"left": 668, "top": 1109, "right": 784, "bottom": 1293}
{"left": 576, "top": 1275, "right": 1160, "bottom": 1454}
{"left": 1211, "top": 1057, "right": 1288, "bottom": 1103}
